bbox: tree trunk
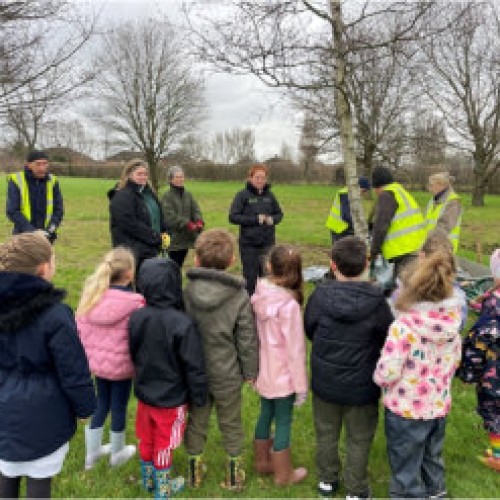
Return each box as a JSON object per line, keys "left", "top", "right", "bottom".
{"left": 471, "top": 180, "right": 485, "bottom": 207}
{"left": 330, "top": 0, "right": 368, "bottom": 242}
{"left": 472, "top": 155, "right": 486, "bottom": 207}
{"left": 146, "top": 151, "right": 159, "bottom": 193}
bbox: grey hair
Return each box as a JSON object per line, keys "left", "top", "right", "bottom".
{"left": 167, "top": 165, "right": 184, "bottom": 181}
{"left": 429, "top": 171, "right": 454, "bottom": 188}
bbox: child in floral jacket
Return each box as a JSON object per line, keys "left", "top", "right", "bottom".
{"left": 374, "top": 240, "right": 462, "bottom": 499}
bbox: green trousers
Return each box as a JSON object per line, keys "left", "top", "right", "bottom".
{"left": 254, "top": 395, "right": 295, "bottom": 451}
{"left": 313, "top": 394, "right": 378, "bottom": 496}
{"left": 184, "top": 390, "right": 244, "bottom": 457}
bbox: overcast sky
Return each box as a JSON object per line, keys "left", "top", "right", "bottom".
{"left": 91, "top": 0, "right": 303, "bottom": 161}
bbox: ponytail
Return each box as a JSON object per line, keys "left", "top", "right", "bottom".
{"left": 76, "top": 247, "right": 135, "bottom": 317}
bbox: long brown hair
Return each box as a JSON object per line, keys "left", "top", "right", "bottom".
{"left": 395, "top": 231, "right": 456, "bottom": 311}
{"left": 267, "top": 244, "right": 303, "bottom": 305}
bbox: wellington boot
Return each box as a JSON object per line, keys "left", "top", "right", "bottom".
{"left": 187, "top": 455, "right": 206, "bottom": 488}
{"left": 253, "top": 439, "right": 273, "bottom": 474}
{"left": 109, "top": 431, "right": 136, "bottom": 467}
{"left": 154, "top": 467, "right": 185, "bottom": 499}
{"left": 84, "top": 425, "right": 111, "bottom": 470}
{"left": 271, "top": 448, "right": 308, "bottom": 486}
{"left": 221, "top": 455, "right": 245, "bottom": 492}
{"left": 141, "top": 459, "right": 155, "bottom": 492}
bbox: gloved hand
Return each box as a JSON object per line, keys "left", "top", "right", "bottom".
{"left": 161, "top": 233, "right": 171, "bottom": 250}
{"left": 44, "top": 225, "right": 57, "bottom": 244}
{"left": 294, "top": 392, "right": 307, "bottom": 407}
{"left": 258, "top": 214, "right": 266, "bottom": 225}
{"left": 187, "top": 221, "right": 197, "bottom": 232}
{"left": 195, "top": 220, "right": 205, "bottom": 231}
{"left": 265, "top": 216, "right": 274, "bottom": 226}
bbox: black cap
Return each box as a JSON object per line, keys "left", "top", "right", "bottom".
{"left": 372, "top": 166, "right": 394, "bottom": 188}
{"left": 26, "top": 150, "right": 48, "bottom": 163}
{"left": 358, "top": 177, "right": 371, "bottom": 190}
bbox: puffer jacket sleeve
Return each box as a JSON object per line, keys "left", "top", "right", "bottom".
{"left": 281, "top": 302, "right": 308, "bottom": 394}
{"left": 178, "top": 322, "right": 208, "bottom": 407}
{"left": 47, "top": 305, "right": 96, "bottom": 418}
{"left": 304, "top": 287, "right": 322, "bottom": 342}
{"left": 234, "top": 293, "right": 259, "bottom": 381}
{"left": 457, "top": 328, "right": 486, "bottom": 383}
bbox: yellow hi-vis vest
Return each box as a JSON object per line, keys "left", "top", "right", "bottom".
{"left": 381, "top": 183, "right": 426, "bottom": 260}
{"left": 325, "top": 187, "right": 349, "bottom": 233}
{"left": 425, "top": 189, "right": 461, "bottom": 254}
{"left": 8, "top": 171, "right": 56, "bottom": 227}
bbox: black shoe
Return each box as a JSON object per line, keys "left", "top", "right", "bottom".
{"left": 318, "top": 480, "right": 339, "bottom": 498}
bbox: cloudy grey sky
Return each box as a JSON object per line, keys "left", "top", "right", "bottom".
{"left": 92, "top": 0, "right": 303, "bottom": 161}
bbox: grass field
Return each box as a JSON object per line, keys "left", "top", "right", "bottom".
{"left": 1, "top": 175, "right": 500, "bottom": 498}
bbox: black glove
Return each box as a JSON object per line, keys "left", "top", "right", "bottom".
{"left": 45, "top": 226, "right": 58, "bottom": 244}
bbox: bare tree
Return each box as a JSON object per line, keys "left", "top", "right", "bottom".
{"left": 298, "top": 113, "right": 320, "bottom": 181}
{"left": 185, "top": 0, "right": 454, "bottom": 239}
{"left": 0, "top": 1, "right": 97, "bottom": 106}
{"left": 94, "top": 19, "right": 206, "bottom": 191}
{"left": 419, "top": 0, "right": 500, "bottom": 206}
{"left": 280, "top": 141, "right": 294, "bottom": 162}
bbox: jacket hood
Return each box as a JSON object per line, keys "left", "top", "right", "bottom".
{"left": 0, "top": 272, "right": 66, "bottom": 333}
{"left": 138, "top": 258, "right": 183, "bottom": 309}
{"left": 85, "top": 289, "right": 144, "bottom": 326}
{"left": 185, "top": 267, "right": 246, "bottom": 311}
{"left": 398, "top": 295, "right": 462, "bottom": 344}
{"left": 317, "top": 280, "right": 385, "bottom": 322}
{"left": 251, "top": 279, "right": 295, "bottom": 320}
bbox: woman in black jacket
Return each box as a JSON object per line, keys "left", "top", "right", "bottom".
{"left": 229, "top": 164, "right": 283, "bottom": 295}
{"left": 0, "top": 232, "right": 96, "bottom": 499}
{"left": 109, "top": 159, "right": 170, "bottom": 272}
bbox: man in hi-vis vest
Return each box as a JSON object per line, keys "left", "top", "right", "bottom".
{"left": 325, "top": 177, "right": 371, "bottom": 243}
{"left": 6, "top": 150, "right": 64, "bottom": 243}
{"left": 370, "top": 166, "right": 426, "bottom": 279}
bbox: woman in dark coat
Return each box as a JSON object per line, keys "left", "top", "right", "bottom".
{"left": 229, "top": 164, "right": 283, "bottom": 296}
{"left": 161, "top": 165, "right": 204, "bottom": 269}
{"left": 108, "top": 159, "right": 170, "bottom": 272}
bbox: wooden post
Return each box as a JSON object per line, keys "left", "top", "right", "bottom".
{"left": 476, "top": 241, "right": 482, "bottom": 263}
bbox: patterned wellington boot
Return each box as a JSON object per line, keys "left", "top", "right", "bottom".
{"left": 154, "top": 467, "right": 185, "bottom": 499}
{"left": 140, "top": 459, "right": 155, "bottom": 493}
{"left": 221, "top": 455, "right": 245, "bottom": 492}
{"left": 188, "top": 455, "right": 207, "bottom": 488}
{"left": 478, "top": 449, "right": 500, "bottom": 472}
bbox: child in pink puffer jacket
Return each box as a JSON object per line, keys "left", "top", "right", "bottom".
{"left": 251, "top": 245, "right": 308, "bottom": 487}
{"left": 76, "top": 247, "right": 145, "bottom": 470}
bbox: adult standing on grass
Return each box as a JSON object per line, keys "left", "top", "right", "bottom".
{"left": 161, "top": 166, "right": 204, "bottom": 269}
{"left": 325, "top": 177, "right": 371, "bottom": 243}
{"left": 425, "top": 172, "right": 462, "bottom": 254}
{"left": 229, "top": 164, "right": 283, "bottom": 296}
{"left": 370, "top": 166, "right": 426, "bottom": 280}
{"left": 108, "top": 159, "right": 170, "bottom": 273}
{"left": 6, "top": 150, "right": 64, "bottom": 244}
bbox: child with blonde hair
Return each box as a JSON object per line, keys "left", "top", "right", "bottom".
{"left": 0, "top": 232, "right": 96, "bottom": 499}
{"left": 458, "top": 249, "right": 500, "bottom": 471}
{"left": 252, "top": 244, "right": 308, "bottom": 486}
{"left": 77, "top": 247, "right": 145, "bottom": 470}
{"left": 374, "top": 241, "right": 462, "bottom": 499}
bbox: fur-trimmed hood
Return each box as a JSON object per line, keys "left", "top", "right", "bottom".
{"left": 0, "top": 272, "right": 66, "bottom": 334}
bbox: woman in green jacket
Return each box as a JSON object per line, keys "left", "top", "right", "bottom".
{"left": 161, "top": 166, "right": 204, "bottom": 269}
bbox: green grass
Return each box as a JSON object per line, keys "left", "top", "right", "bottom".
{"left": 0, "top": 175, "right": 499, "bottom": 497}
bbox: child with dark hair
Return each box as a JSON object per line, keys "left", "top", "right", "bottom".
{"left": 252, "top": 244, "right": 308, "bottom": 486}
{"left": 183, "top": 229, "right": 258, "bottom": 491}
{"left": 305, "top": 236, "right": 393, "bottom": 499}
{"left": 0, "top": 232, "right": 96, "bottom": 499}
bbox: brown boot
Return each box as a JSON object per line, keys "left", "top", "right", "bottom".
{"left": 271, "top": 448, "right": 308, "bottom": 486}
{"left": 253, "top": 439, "right": 273, "bottom": 474}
